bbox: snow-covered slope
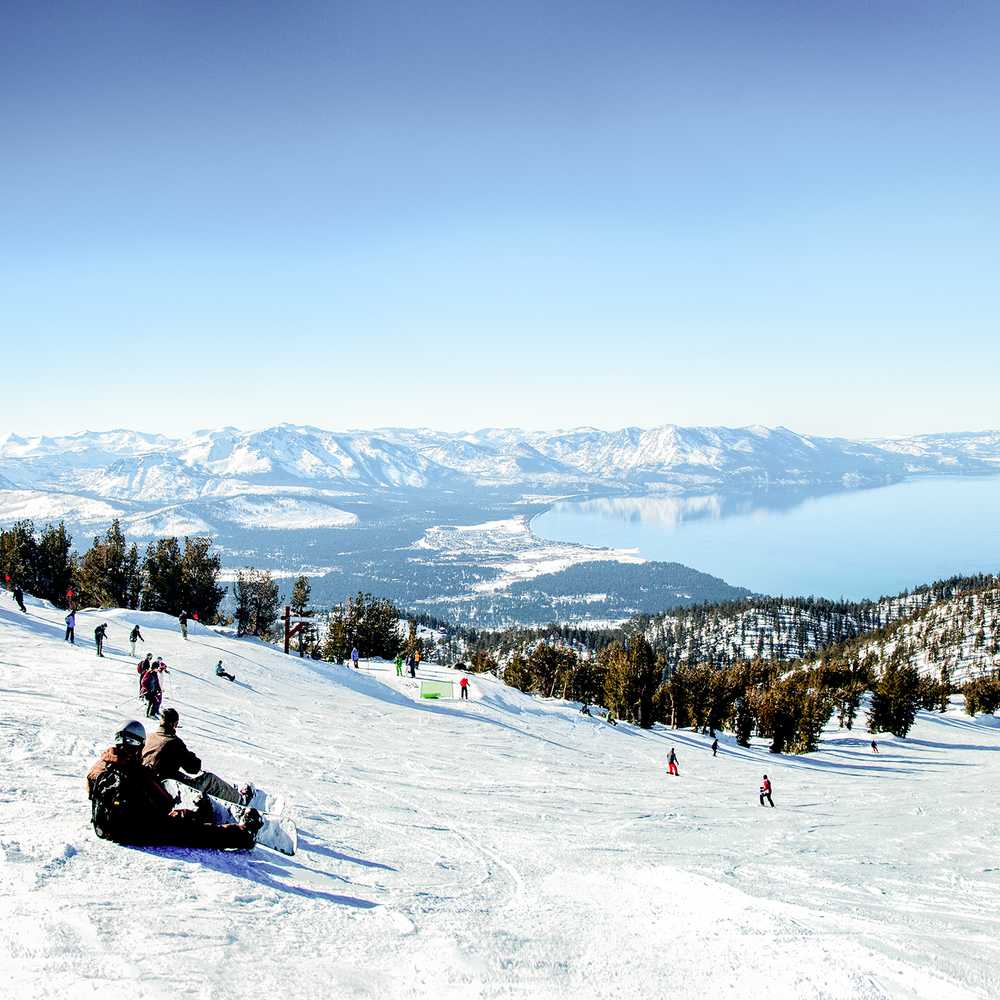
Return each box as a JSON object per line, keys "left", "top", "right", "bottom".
{"left": 2, "top": 592, "right": 999, "bottom": 999}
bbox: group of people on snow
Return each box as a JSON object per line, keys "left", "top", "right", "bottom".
{"left": 87, "top": 709, "right": 261, "bottom": 850}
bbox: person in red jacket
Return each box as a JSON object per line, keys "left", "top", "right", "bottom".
{"left": 759, "top": 774, "right": 774, "bottom": 807}
{"left": 459, "top": 676, "right": 469, "bottom": 700}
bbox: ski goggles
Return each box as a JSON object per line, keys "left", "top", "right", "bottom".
{"left": 118, "top": 733, "right": 144, "bottom": 747}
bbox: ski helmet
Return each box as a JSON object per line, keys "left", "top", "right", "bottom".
{"left": 115, "top": 719, "right": 146, "bottom": 747}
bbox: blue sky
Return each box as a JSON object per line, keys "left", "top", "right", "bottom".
{"left": 3, "top": 1, "right": 997, "bottom": 439}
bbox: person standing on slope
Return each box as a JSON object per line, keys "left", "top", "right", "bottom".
{"left": 13, "top": 584, "right": 26, "bottom": 613}
{"left": 87, "top": 719, "right": 260, "bottom": 850}
{"left": 759, "top": 774, "right": 774, "bottom": 807}
{"left": 459, "top": 676, "right": 469, "bottom": 700}
{"left": 711, "top": 738, "right": 719, "bottom": 757}
{"left": 137, "top": 652, "right": 153, "bottom": 683}
{"left": 394, "top": 654, "right": 404, "bottom": 677}
{"left": 351, "top": 646, "right": 360, "bottom": 669}
{"left": 407, "top": 653, "right": 416, "bottom": 678}
{"left": 94, "top": 622, "right": 109, "bottom": 658}
{"left": 142, "top": 708, "right": 255, "bottom": 807}
{"left": 129, "top": 625, "right": 144, "bottom": 657}
{"left": 179, "top": 610, "right": 189, "bottom": 640}
{"left": 870, "top": 740, "right": 879, "bottom": 754}
{"left": 140, "top": 659, "right": 167, "bottom": 718}
{"left": 667, "top": 748, "right": 680, "bottom": 776}
{"left": 215, "top": 660, "right": 236, "bottom": 682}
{"left": 65, "top": 609, "right": 76, "bottom": 644}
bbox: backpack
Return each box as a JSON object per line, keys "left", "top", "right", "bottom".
{"left": 91, "top": 765, "right": 143, "bottom": 843}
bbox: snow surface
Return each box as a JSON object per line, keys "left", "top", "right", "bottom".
{"left": 2, "top": 592, "right": 1000, "bottom": 1000}
{"left": 411, "top": 515, "right": 644, "bottom": 595}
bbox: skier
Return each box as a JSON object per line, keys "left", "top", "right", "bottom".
{"left": 129, "top": 624, "right": 144, "bottom": 656}
{"left": 407, "top": 654, "right": 416, "bottom": 679}
{"left": 94, "top": 623, "right": 108, "bottom": 658}
{"left": 870, "top": 740, "right": 879, "bottom": 754}
{"left": 394, "top": 654, "right": 404, "bottom": 677}
{"left": 179, "top": 610, "right": 189, "bottom": 640}
{"left": 711, "top": 738, "right": 719, "bottom": 757}
{"left": 142, "top": 708, "right": 255, "bottom": 807}
{"left": 87, "top": 719, "right": 260, "bottom": 850}
{"left": 351, "top": 646, "right": 360, "bottom": 669}
{"left": 667, "top": 748, "right": 679, "bottom": 776}
{"left": 64, "top": 609, "right": 76, "bottom": 644}
{"left": 459, "top": 676, "right": 469, "bottom": 700}
{"left": 139, "top": 660, "right": 166, "bottom": 718}
{"left": 13, "top": 584, "right": 26, "bottom": 613}
{"left": 136, "top": 652, "right": 153, "bottom": 680}
{"left": 215, "top": 660, "right": 236, "bottom": 682}
{"left": 759, "top": 774, "right": 774, "bottom": 807}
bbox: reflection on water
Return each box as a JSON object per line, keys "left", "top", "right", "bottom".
{"left": 532, "top": 477, "right": 1000, "bottom": 599}
{"left": 561, "top": 486, "right": 849, "bottom": 531}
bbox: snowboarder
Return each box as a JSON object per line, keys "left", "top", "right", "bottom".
{"left": 667, "top": 748, "right": 679, "bottom": 776}
{"left": 64, "top": 609, "right": 76, "bottom": 644}
{"left": 129, "top": 624, "right": 144, "bottom": 656}
{"left": 142, "top": 708, "right": 255, "bottom": 807}
{"left": 759, "top": 774, "right": 774, "bottom": 807}
{"left": 87, "top": 719, "right": 260, "bottom": 850}
{"left": 179, "top": 610, "right": 189, "bottom": 639}
{"left": 394, "top": 654, "right": 404, "bottom": 677}
{"left": 870, "top": 740, "right": 879, "bottom": 754}
{"left": 605, "top": 709, "right": 617, "bottom": 726}
{"left": 139, "top": 660, "right": 166, "bottom": 718}
{"left": 459, "top": 676, "right": 469, "bottom": 700}
{"left": 94, "top": 623, "right": 108, "bottom": 657}
{"left": 407, "top": 654, "right": 416, "bottom": 678}
{"left": 414, "top": 649, "right": 422, "bottom": 670}
{"left": 580, "top": 702, "right": 592, "bottom": 716}
{"left": 13, "top": 584, "right": 26, "bottom": 613}
{"left": 711, "top": 738, "right": 719, "bottom": 757}
{"left": 215, "top": 660, "right": 236, "bottom": 682}
{"left": 351, "top": 646, "right": 360, "bottom": 669}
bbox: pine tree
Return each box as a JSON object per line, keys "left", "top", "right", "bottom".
{"left": 35, "top": 522, "right": 74, "bottom": 606}
{"left": 78, "top": 520, "right": 142, "bottom": 609}
{"left": 289, "top": 575, "right": 314, "bottom": 654}
{"left": 0, "top": 519, "right": 39, "bottom": 595}
{"left": 868, "top": 664, "right": 921, "bottom": 738}
{"left": 142, "top": 537, "right": 185, "bottom": 613}
{"left": 180, "top": 537, "right": 226, "bottom": 623}
{"left": 232, "top": 568, "right": 281, "bottom": 639}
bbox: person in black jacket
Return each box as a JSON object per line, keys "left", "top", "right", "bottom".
{"left": 13, "top": 584, "right": 26, "bottom": 613}
{"left": 179, "top": 611, "right": 189, "bottom": 639}
{"left": 94, "top": 623, "right": 108, "bottom": 657}
{"left": 129, "top": 624, "right": 144, "bottom": 656}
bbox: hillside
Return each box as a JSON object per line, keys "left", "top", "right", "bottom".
{"left": 3, "top": 590, "right": 1000, "bottom": 999}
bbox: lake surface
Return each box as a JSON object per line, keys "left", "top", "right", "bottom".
{"left": 532, "top": 476, "right": 1000, "bottom": 600}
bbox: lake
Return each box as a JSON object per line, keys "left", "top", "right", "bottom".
{"left": 531, "top": 476, "right": 1000, "bottom": 600}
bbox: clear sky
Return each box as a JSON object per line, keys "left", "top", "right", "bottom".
{"left": 2, "top": 1, "right": 997, "bottom": 440}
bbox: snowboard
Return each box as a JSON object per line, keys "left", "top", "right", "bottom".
{"left": 164, "top": 780, "right": 297, "bottom": 855}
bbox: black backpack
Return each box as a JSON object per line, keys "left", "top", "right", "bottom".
{"left": 91, "top": 765, "right": 142, "bottom": 843}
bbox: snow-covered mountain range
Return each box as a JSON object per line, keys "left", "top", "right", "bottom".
{"left": 2, "top": 424, "right": 998, "bottom": 531}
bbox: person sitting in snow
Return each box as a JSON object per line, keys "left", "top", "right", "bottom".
{"left": 87, "top": 719, "right": 260, "bottom": 849}
{"left": 215, "top": 660, "right": 236, "bottom": 682}
{"left": 142, "top": 707, "right": 255, "bottom": 807}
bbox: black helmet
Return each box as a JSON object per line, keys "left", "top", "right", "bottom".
{"left": 115, "top": 719, "right": 146, "bottom": 747}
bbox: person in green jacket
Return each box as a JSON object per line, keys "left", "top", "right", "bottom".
{"left": 394, "top": 654, "right": 404, "bottom": 677}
